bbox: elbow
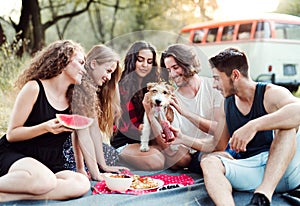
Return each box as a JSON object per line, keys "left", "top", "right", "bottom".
{"left": 6, "top": 130, "right": 14, "bottom": 142}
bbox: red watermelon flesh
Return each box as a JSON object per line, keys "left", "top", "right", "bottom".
{"left": 56, "top": 114, "right": 93, "bottom": 129}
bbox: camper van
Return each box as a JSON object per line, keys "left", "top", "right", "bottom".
{"left": 179, "top": 13, "right": 300, "bottom": 92}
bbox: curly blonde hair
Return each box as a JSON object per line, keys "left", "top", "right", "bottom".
{"left": 71, "top": 44, "right": 122, "bottom": 138}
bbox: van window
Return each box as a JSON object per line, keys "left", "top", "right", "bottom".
{"left": 237, "top": 23, "right": 252, "bottom": 40}
{"left": 221, "top": 25, "right": 234, "bottom": 41}
{"left": 255, "top": 21, "right": 271, "bottom": 39}
{"left": 206, "top": 28, "right": 218, "bottom": 43}
{"left": 274, "top": 23, "right": 300, "bottom": 40}
{"left": 193, "top": 30, "right": 204, "bottom": 43}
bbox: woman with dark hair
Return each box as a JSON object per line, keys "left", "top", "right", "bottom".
{"left": 0, "top": 40, "right": 90, "bottom": 202}
{"left": 111, "top": 41, "right": 165, "bottom": 170}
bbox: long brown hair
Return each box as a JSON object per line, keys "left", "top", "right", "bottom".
{"left": 119, "top": 41, "right": 159, "bottom": 114}
{"left": 160, "top": 43, "right": 201, "bottom": 79}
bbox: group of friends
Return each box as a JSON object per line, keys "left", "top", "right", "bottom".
{"left": 0, "top": 39, "right": 300, "bottom": 206}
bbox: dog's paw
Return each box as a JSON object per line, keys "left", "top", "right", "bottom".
{"left": 140, "top": 144, "right": 150, "bottom": 152}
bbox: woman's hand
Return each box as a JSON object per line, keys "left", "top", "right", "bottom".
{"left": 142, "top": 92, "right": 152, "bottom": 115}
{"left": 46, "top": 118, "right": 73, "bottom": 134}
{"left": 103, "top": 166, "right": 131, "bottom": 174}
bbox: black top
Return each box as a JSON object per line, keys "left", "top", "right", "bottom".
{"left": 0, "top": 79, "right": 71, "bottom": 173}
{"left": 224, "top": 82, "right": 273, "bottom": 159}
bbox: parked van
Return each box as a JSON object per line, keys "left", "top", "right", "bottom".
{"left": 178, "top": 13, "right": 300, "bottom": 92}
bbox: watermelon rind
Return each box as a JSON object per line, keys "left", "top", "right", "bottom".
{"left": 56, "top": 114, "right": 94, "bottom": 130}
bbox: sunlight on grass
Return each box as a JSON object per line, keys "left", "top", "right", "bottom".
{"left": 0, "top": 91, "right": 15, "bottom": 136}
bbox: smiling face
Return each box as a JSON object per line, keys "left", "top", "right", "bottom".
{"left": 164, "top": 56, "right": 188, "bottom": 87}
{"left": 134, "top": 49, "right": 154, "bottom": 78}
{"left": 64, "top": 51, "right": 86, "bottom": 84}
{"left": 90, "top": 60, "right": 117, "bottom": 86}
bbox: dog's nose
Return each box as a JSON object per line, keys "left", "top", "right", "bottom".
{"left": 155, "top": 99, "right": 162, "bottom": 106}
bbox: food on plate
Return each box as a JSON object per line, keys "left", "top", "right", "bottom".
{"left": 110, "top": 174, "right": 131, "bottom": 178}
{"left": 130, "top": 175, "right": 159, "bottom": 189}
{"left": 56, "top": 114, "right": 93, "bottom": 129}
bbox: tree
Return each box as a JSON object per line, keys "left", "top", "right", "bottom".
{"left": 11, "top": 0, "right": 93, "bottom": 56}
{"left": 276, "top": 0, "right": 300, "bottom": 16}
{"left": 0, "top": 23, "right": 6, "bottom": 46}
{"left": 3, "top": 0, "right": 219, "bottom": 56}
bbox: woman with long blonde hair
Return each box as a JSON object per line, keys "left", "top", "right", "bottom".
{"left": 67, "top": 44, "right": 128, "bottom": 180}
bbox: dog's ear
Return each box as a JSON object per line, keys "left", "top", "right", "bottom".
{"left": 147, "top": 82, "right": 156, "bottom": 91}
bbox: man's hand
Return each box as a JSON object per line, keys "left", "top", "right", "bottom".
{"left": 170, "top": 95, "right": 184, "bottom": 115}
{"left": 230, "top": 121, "right": 257, "bottom": 153}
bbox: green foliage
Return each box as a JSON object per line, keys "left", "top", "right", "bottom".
{"left": 0, "top": 40, "right": 28, "bottom": 135}
{"left": 276, "top": 0, "right": 300, "bottom": 16}
{"left": 0, "top": 41, "right": 26, "bottom": 93}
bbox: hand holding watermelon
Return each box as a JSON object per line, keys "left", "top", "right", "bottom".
{"left": 56, "top": 114, "right": 94, "bottom": 130}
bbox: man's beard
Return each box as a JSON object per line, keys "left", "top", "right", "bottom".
{"left": 174, "top": 75, "right": 190, "bottom": 88}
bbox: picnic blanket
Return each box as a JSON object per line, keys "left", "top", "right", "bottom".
{"left": 2, "top": 169, "right": 299, "bottom": 206}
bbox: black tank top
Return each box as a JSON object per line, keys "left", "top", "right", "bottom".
{"left": 225, "top": 83, "right": 273, "bottom": 159}
{"left": 2, "top": 79, "right": 71, "bottom": 172}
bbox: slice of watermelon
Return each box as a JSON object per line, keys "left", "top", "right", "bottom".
{"left": 56, "top": 114, "right": 94, "bottom": 130}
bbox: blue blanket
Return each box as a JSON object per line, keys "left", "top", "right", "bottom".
{"left": 2, "top": 169, "right": 299, "bottom": 206}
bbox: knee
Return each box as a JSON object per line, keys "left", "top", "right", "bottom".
{"left": 67, "top": 173, "right": 90, "bottom": 198}
{"left": 200, "top": 155, "right": 221, "bottom": 174}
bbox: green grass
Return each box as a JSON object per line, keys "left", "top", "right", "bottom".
{"left": 0, "top": 41, "right": 26, "bottom": 137}
{"left": 0, "top": 92, "right": 15, "bottom": 136}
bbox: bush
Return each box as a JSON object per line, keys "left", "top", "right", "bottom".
{"left": 0, "top": 40, "right": 27, "bottom": 136}
{"left": 0, "top": 40, "right": 26, "bottom": 92}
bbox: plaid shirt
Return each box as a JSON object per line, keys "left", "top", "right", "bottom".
{"left": 117, "top": 86, "right": 144, "bottom": 135}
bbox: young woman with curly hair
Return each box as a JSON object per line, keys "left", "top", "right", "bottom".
{"left": 111, "top": 41, "right": 165, "bottom": 170}
{"left": 0, "top": 40, "right": 90, "bottom": 202}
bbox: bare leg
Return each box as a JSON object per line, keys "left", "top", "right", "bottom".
{"left": 0, "top": 158, "right": 90, "bottom": 202}
{"left": 164, "top": 146, "right": 191, "bottom": 170}
{"left": 255, "top": 129, "right": 297, "bottom": 201}
{"left": 120, "top": 143, "right": 165, "bottom": 170}
{"left": 201, "top": 155, "right": 235, "bottom": 206}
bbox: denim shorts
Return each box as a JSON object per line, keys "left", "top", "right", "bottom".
{"left": 219, "top": 132, "right": 300, "bottom": 192}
